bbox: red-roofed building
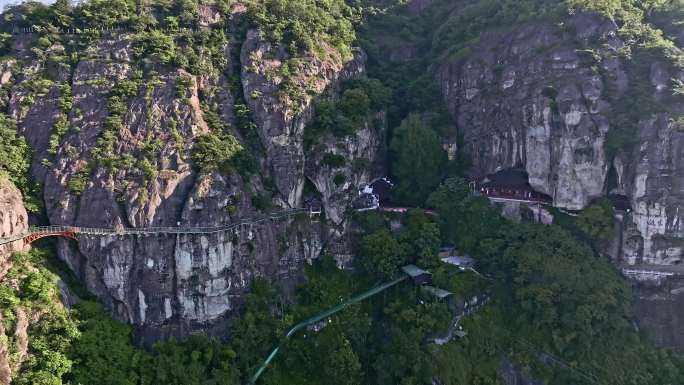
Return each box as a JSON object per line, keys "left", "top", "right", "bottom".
{"left": 479, "top": 168, "right": 552, "bottom": 204}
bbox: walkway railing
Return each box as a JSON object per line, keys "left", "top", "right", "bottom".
{"left": 0, "top": 208, "right": 311, "bottom": 246}
{"left": 248, "top": 275, "right": 408, "bottom": 384}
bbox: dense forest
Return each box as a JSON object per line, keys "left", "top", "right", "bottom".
{"left": 2, "top": 0, "right": 684, "bottom": 384}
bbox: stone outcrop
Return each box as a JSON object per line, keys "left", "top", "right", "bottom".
{"left": 439, "top": 13, "right": 620, "bottom": 212}
{"left": 0, "top": 175, "right": 28, "bottom": 279}
{"left": 435, "top": 12, "right": 684, "bottom": 348}
{"left": 0, "top": 177, "right": 29, "bottom": 385}
{"left": 437, "top": 12, "right": 684, "bottom": 267}
{"left": 630, "top": 275, "right": 684, "bottom": 351}
{"left": 622, "top": 115, "right": 684, "bottom": 265}
{"left": 305, "top": 111, "right": 386, "bottom": 264}
{"left": 241, "top": 29, "right": 366, "bottom": 207}
{"left": 0, "top": 10, "right": 381, "bottom": 343}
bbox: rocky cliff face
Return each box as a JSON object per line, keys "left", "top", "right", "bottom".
{"left": 438, "top": 13, "right": 620, "bottom": 212}
{"left": 629, "top": 275, "right": 684, "bottom": 350}
{"left": 305, "top": 111, "right": 385, "bottom": 264}
{"left": 622, "top": 114, "right": 684, "bottom": 266}
{"left": 241, "top": 30, "right": 368, "bottom": 208}
{"left": 435, "top": 11, "right": 684, "bottom": 348}
{"left": 0, "top": 175, "right": 28, "bottom": 278}
{"left": 0, "top": 7, "right": 381, "bottom": 343}
{"left": 438, "top": 12, "right": 684, "bottom": 267}
{"left": 375, "top": 2, "right": 683, "bottom": 272}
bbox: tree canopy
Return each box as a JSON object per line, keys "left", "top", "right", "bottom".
{"left": 390, "top": 114, "right": 447, "bottom": 206}
{"left": 358, "top": 228, "right": 406, "bottom": 279}
{"left": 576, "top": 198, "right": 615, "bottom": 243}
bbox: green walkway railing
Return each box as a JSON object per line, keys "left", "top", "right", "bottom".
{"left": 248, "top": 275, "right": 408, "bottom": 384}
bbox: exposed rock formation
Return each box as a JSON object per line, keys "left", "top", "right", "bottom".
{"left": 0, "top": 11, "right": 380, "bottom": 342}
{"left": 241, "top": 30, "right": 367, "bottom": 208}
{"left": 631, "top": 276, "right": 684, "bottom": 351}
{"left": 306, "top": 111, "right": 385, "bottom": 233}
{"left": 439, "top": 13, "right": 619, "bottom": 212}
{"left": 438, "top": 12, "right": 684, "bottom": 265}
{"left": 0, "top": 308, "right": 31, "bottom": 385}
{"left": 436, "top": 11, "right": 684, "bottom": 348}
{"left": 622, "top": 115, "right": 684, "bottom": 265}
{"left": 0, "top": 175, "right": 28, "bottom": 279}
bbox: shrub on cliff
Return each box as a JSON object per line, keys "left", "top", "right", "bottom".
{"left": 427, "top": 177, "right": 505, "bottom": 254}
{"left": 191, "top": 132, "right": 244, "bottom": 173}
{"left": 0, "top": 114, "right": 30, "bottom": 190}
{"left": 1, "top": 250, "right": 80, "bottom": 385}
{"left": 248, "top": 0, "right": 357, "bottom": 58}
{"left": 0, "top": 113, "right": 40, "bottom": 212}
{"left": 305, "top": 76, "right": 389, "bottom": 144}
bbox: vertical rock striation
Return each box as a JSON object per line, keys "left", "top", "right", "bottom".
{"left": 0, "top": 10, "right": 379, "bottom": 342}
{"left": 435, "top": 11, "right": 684, "bottom": 349}
{"left": 438, "top": 14, "right": 619, "bottom": 211}
{"left": 0, "top": 176, "right": 28, "bottom": 279}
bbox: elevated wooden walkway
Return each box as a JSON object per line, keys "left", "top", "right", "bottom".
{"left": 0, "top": 208, "right": 312, "bottom": 247}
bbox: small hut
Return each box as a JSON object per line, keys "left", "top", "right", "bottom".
{"left": 480, "top": 168, "right": 552, "bottom": 204}
{"left": 304, "top": 198, "right": 323, "bottom": 215}
{"left": 402, "top": 265, "right": 432, "bottom": 285}
{"left": 440, "top": 256, "right": 475, "bottom": 269}
{"left": 422, "top": 286, "right": 453, "bottom": 301}
{"left": 369, "top": 177, "right": 393, "bottom": 204}
{"left": 353, "top": 177, "right": 394, "bottom": 211}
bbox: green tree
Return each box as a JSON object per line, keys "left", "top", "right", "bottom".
{"left": 390, "top": 114, "right": 447, "bottom": 206}
{"left": 230, "top": 279, "right": 283, "bottom": 376}
{"left": 0, "top": 114, "right": 31, "bottom": 193}
{"left": 576, "top": 198, "right": 615, "bottom": 243}
{"left": 0, "top": 32, "right": 12, "bottom": 54}
{"left": 248, "top": 0, "right": 356, "bottom": 58}
{"left": 399, "top": 209, "right": 441, "bottom": 268}
{"left": 319, "top": 334, "right": 362, "bottom": 385}
{"left": 191, "top": 132, "right": 244, "bottom": 172}
{"left": 428, "top": 178, "right": 504, "bottom": 253}
{"left": 345, "top": 77, "right": 391, "bottom": 111}
{"left": 372, "top": 297, "right": 450, "bottom": 385}
{"left": 338, "top": 88, "right": 371, "bottom": 122}
{"left": 146, "top": 336, "right": 240, "bottom": 385}
{"left": 508, "top": 225, "right": 632, "bottom": 345}
{"left": 68, "top": 301, "right": 145, "bottom": 385}
{"left": 358, "top": 229, "right": 406, "bottom": 279}
{"left": 6, "top": 251, "right": 81, "bottom": 385}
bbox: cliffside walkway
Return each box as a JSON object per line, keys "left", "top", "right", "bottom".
{"left": 621, "top": 264, "right": 684, "bottom": 280}
{"left": 0, "top": 208, "right": 313, "bottom": 247}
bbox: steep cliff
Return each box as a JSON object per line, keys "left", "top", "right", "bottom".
{"left": 0, "top": 2, "right": 384, "bottom": 343}
{"left": 439, "top": 13, "right": 618, "bottom": 211}
{"left": 0, "top": 172, "right": 29, "bottom": 385}
{"left": 0, "top": 175, "right": 28, "bottom": 278}
{"left": 433, "top": 8, "right": 684, "bottom": 349}
{"left": 435, "top": 7, "right": 684, "bottom": 267}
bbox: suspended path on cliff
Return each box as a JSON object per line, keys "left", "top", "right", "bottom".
{"left": 0, "top": 207, "right": 317, "bottom": 247}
